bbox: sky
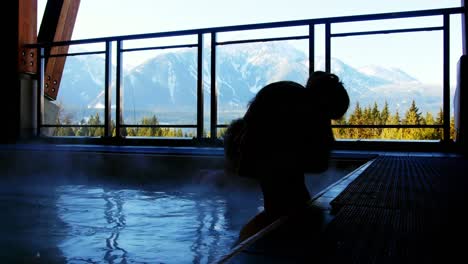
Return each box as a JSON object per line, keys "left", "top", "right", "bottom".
{"left": 38, "top": 0, "right": 464, "bottom": 84}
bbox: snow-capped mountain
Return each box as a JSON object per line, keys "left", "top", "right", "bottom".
{"left": 358, "top": 65, "right": 418, "bottom": 84}
{"left": 56, "top": 42, "right": 444, "bottom": 123}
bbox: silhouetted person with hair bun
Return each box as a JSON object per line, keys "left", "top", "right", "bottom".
{"left": 224, "top": 72, "right": 349, "bottom": 247}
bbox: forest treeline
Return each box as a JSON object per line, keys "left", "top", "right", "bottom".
{"left": 52, "top": 100, "right": 455, "bottom": 140}
{"left": 332, "top": 100, "right": 454, "bottom": 140}
{"left": 53, "top": 114, "right": 186, "bottom": 138}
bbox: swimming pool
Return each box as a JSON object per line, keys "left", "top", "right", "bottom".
{"left": 0, "top": 146, "right": 365, "bottom": 263}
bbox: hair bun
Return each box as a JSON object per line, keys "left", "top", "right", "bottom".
{"left": 307, "top": 71, "right": 350, "bottom": 119}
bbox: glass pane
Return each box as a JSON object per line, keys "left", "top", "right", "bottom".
{"left": 217, "top": 40, "right": 309, "bottom": 127}
{"left": 43, "top": 53, "right": 106, "bottom": 137}
{"left": 330, "top": 30, "right": 443, "bottom": 140}
{"left": 121, "top": 48, "right": 198, "bottom": 137}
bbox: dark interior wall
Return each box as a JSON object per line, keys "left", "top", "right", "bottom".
{"left": 457, "top": 1, "right": 467, "bottom": 153}
{"left": 455, "top": 55, "right": 467, "bottom": 153}
{"left": 2, "top": 0, "right": 37, "bottom": 143}
{"left": 2, "top": 1, "right": 20, "bottom": 143}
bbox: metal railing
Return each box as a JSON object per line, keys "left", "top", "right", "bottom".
{"left": 26, "top": 7, "right": 465, "bottom": 144}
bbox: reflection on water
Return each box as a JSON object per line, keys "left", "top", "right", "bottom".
{"left": 103, "top": 189, "right": 127, "bottom": 262}
{"left": 55, "top": 185, "right": 251, "bottom": 263}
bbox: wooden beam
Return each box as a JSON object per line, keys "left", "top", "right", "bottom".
{"left": 18, "top": 0, "right": 37, "bottom": 74}
{"left": 38, "top": 0, "right": 80, "bottom": 100}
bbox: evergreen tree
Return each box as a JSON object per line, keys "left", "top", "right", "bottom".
{"left": 138, "top": 115, "right": 161, "bottom": 137}
{"left": 332, "top": 116, "right": 347, "bottom": 139}
{"left": 371, "top": 102, "right": 380, "bottom": 124}
{"left": 127, "top": 128, "right": 137, "bottom": 136}
{"left": 176, "top": 128, "right": 183, "bottom": 137}
{"left": 422, "top": 112, "right": 437, "bottom": 139}
{"left": 381, "top": 101, "right": 390, "bottom": 125}
{"left": 88, "top": 114, "right": 96, "bottom": 136}
{"left": 363, "top": 106, "right": 372, "bottom": 123}
{"left": 76, "top": 118, "right": 89, "bottom": 136}
{"left": 370, "top": 102, "right": 381, "bottom": 138}
{"left": 382, "top": 110, "right": 402, "bottom": 139}
{"left": 111, "top": 120, "right": 116, "bottom": 137}
{"left": 362, "top": 106, "right": 373, "bottom": 138}
{"left": 395, "top": 111, "right": 401, "bottom": 125}
{"left": 451, "top": 116, "right": 455, "bottom": 140}
{"left": 56, "top": 114, "right": 75, "bottom": 136}
{"left": 404, "top": 100, "right": 422, "bottom": 125}
{"left": 403, "top": 100, "right": 423, "bottom": 140}
{"left": 348, "top": 102, "right": 363, "bottom": 139}
{"left": 435, "top": 108, "right": 444, "bottom": 139}
{"left": 90, "top": 113, "right": 104, "bottom": 137}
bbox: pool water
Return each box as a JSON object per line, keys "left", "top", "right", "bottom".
{"left": 0, "top": 160, "right": 362, "bottom": 263}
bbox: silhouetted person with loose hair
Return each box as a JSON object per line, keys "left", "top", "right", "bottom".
{"left": 224, "top": 71, "right": 349, "bottom": 246}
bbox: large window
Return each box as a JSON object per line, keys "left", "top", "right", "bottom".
{"left": 35, "top": 3, "right": 463, "bottom": 142}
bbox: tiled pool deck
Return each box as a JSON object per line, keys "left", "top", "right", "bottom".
{"left": 225, "top": 151, "right": 467, "bottom": 263}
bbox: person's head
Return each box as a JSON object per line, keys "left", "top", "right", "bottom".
{"left": 306, "top": 71, "right": 350, "bottom": 120}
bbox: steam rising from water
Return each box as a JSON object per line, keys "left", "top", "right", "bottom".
{"left": 0, "top": 148, "right": 362, "bottom": 263}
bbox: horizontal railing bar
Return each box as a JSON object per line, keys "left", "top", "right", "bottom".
{"left": 122, "top": 43, "right": 198, "bottom": 53}
{"left": 331, "top": 124, "right": 444, "bottom": 128}
{"left": 42, "top": 124, "right": 443, "bottom": 129}
{"left": 121, "top": 124, "right": 197, "bottom": 128}
{"left": 217, "top": 124, "right": 444, "bottom": 129}
{"left": 41, "top": 124, "right": 104, "bottom": 127}
{"left": 331, "top": 26, "right": 444, "bottom": 38}
{"left": 46, "top": 50, "right": 106, "bottom": 58}
{"left": 24, "top": 7, "right": 464, "bottom": 48}
{"left": 217, "top": 35, "right": 309, "bottom": 46}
